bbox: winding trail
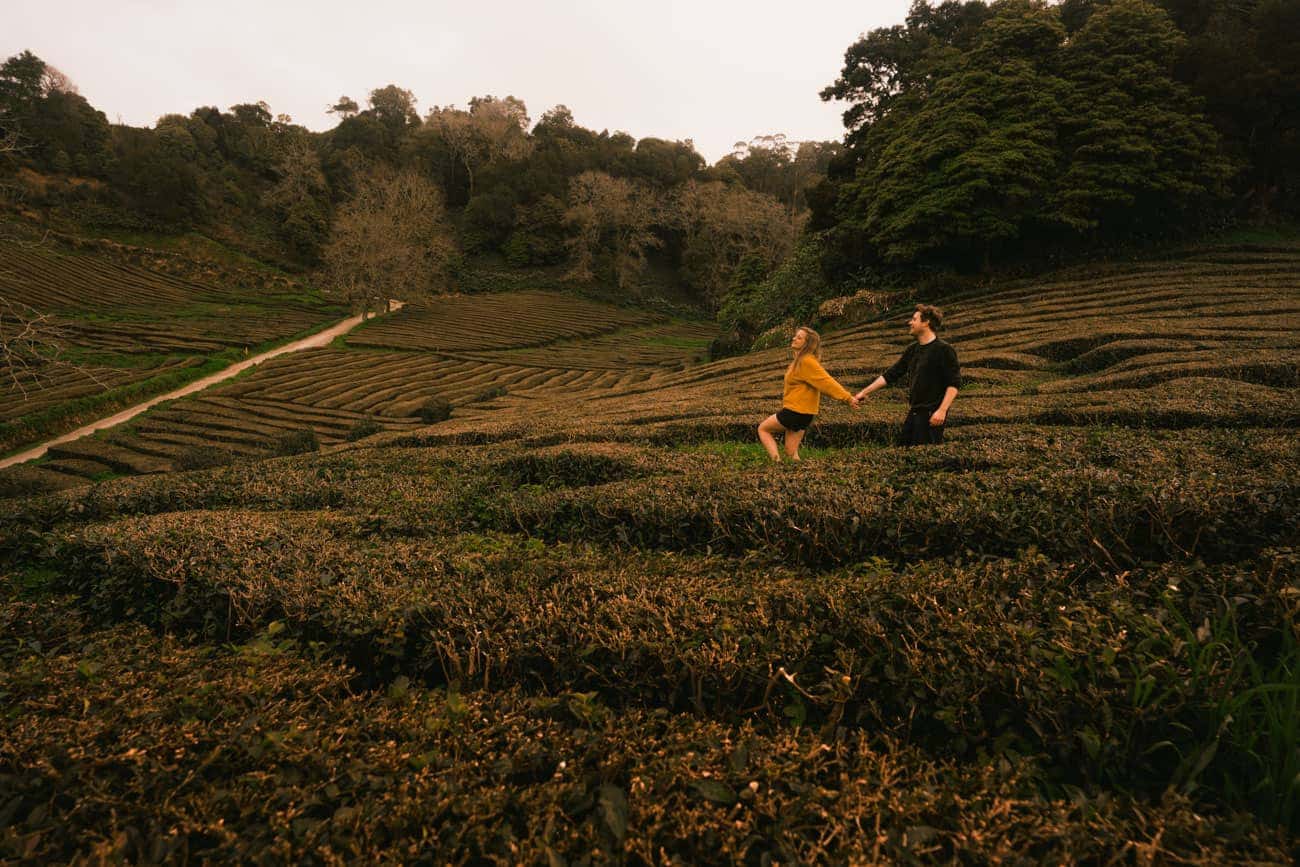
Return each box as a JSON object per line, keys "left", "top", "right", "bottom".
{"left": 1, "top": 301, "right": 404, "bottom": 470}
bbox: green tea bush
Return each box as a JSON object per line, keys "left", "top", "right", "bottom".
{"left": 2, "top": 595, "right": 1290, "bottom": 864}
{"left": 42, "top": 510, "right": 1300, "bottom": 822}
{"left": 416, "top": 397, "right": 453, "bottom": 424}
{"left": 174, "top": 444, "right": 234, "bottom": 471}
{"left": 272, "top": 429, "right": 319, "bottom": 456}
{"left": 345, "top": 418, "right": 383, "bottom": 442}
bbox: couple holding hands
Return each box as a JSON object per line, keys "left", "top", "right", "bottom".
{"left": 757, "top": 304, "right": 961, "bottom": 462}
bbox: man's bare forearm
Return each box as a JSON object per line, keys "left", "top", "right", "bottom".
{"left": 854, "top": 376, "right": 887, "bottom": 401}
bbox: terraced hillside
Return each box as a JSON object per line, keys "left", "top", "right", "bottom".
{"left": 0, "top": 235, "right": 346, "bottom": 455}
{"left": 1, "top": 289, "right": 713, "bottom": 493}
{"left": 344, "top": 290, "right": 665, "bottom": 351}
{"left": 2, "top": 242, "right": 1298, "bottom": 862}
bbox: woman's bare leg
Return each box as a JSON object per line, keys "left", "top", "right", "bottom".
{"left": 758, "top": 414, "right": 786, "bottom": 461}
{"left": 783, "top": 428, "right": 806, "bottom": 461}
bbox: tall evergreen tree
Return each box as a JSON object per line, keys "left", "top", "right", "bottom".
{"left": 1053, "top": 0, "right": 1232, "bottom": 235}
{"left": 843, "top": 0, "right": 1068, "bottom": 268}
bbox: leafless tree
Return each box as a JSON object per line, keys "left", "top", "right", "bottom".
{"left": 322, "top": 166, "right": 458, "bottom": 316}
{"left": 0, "top": 294, "right": 107, "bottom": 398}
{"left": 564, "top": 171, "right": 662, "bottom": 291}
{"left": 0, "top": 117, "right": 106, "bottom": 399}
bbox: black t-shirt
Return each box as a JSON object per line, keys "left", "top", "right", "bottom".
{"left": 883, "top": 338, "right": 961, "bottom": 410}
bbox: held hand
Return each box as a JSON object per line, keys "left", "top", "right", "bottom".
{"left": 849, "top": 396, "right": 861, "bottom": 409}
{"left": 929, "top": 408, "right": 947, "bottom": 427}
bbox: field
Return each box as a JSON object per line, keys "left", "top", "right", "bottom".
{"left": 1, "top": 241, "right": 1298, "bottom": 862}
{"left": 0, "top": 288, "right": 713, "bottom": 493}
{"left": 0, "top": 231, "right": 346, "bottom": 457}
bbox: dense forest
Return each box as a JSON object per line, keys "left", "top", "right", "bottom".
{"left": 1, "top": 0, "right": 1296, "bottom": 350}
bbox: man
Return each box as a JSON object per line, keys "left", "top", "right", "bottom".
{"left": 854, "top": 304, "right": 961, "bottom": 445}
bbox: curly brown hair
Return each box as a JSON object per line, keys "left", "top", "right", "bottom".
{"left": 915, "top": 304, "right": 944, "bottom": 332}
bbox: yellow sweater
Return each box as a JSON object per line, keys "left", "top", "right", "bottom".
{"left": 783, "top": 354, "right": 853, "bottom": 415}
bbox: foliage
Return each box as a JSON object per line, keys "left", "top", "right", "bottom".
{"left": 3, "top": 594, "right": 1290, "bottom": 863}
{"left": 816, "top": 0, "right": 1289, "bottom": 280}
{"left": 321, "top": 166, "right": 458, "bottom": 313}
{"left": 716, "top": 235, "right": 831, "bottom": 350}
{"left": 346, "top": 418, "right": 383, "bottom": 441}
{"left": 1053, "top": 0, "right": 1234, "bottom": 237}
{"left": 416, "top": 396, "right": 452, "bottom": 424}
{"left": 563, "top": 171, "right": 661, "bottom": 290}
{"left": 271, "top": 428, "right": 319, "bottom": 456}
{"left": 674, "top": 180, "right": 794, "bottom": 309}
{"left": 174, "top": 444, "right": 234, "bottom": 470}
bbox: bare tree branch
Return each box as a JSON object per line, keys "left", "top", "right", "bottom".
{"left": 0, "top": 293, "right": 106, "bottom": 399}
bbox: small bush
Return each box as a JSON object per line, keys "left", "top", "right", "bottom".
{"left": 472, "top": 386, "right": 507, "bottom": 404}
{"left": 417, "top": 397, "right": 453, "bottom": 424}
{"left": 174, "top": 445, "right": 234, "bottom": 471}
{"left": 272, "top": 429, "right": 319, "bottom": 456}
{"left": 346, "top": 419, "right": 383, "bottom": 442}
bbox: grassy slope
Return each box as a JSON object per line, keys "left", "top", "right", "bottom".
{"left": 0, "top": 225, "right": 347, "bottom": 456}
{"left": 1, "top": 240, "right": 1298, "bottom": 861}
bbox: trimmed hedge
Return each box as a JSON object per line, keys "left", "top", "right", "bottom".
{"left": 1, "top": 595, "right": 1290, "bottom": 864}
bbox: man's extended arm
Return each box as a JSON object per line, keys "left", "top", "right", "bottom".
{"left": 854, "top": 376, "right": 887, "bottom": 402}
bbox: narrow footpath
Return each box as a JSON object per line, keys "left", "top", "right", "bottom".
{"left": 1, "top": 301, "right": 404, "bottom": 470}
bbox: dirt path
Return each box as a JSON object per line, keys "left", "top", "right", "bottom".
{"left": 1, "top": 301, "right": 404, "bottom": 470}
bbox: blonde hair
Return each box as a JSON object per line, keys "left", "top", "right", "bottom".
{"left": 787, "top": 326, "right": 822, "bottom": 374}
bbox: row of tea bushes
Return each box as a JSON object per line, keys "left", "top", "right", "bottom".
{"left": 42, "top": 507, "right": 1298, "bottom": 817}
{"left": 2, "top": 593, "right": 1290, "bottom": 864}
{"left": 495, "top": 436, "right": 1299, "bottom": 570}
{"left": 6, "top": 426, "right": 1292, "bottom": 534}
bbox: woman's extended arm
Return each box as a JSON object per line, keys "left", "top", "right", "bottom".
{"left": 800, "top": 356, "right": 854, "bottom": 404}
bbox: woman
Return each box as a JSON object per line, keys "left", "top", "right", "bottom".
{"left": 757, "top": 326, "right": 858, "bottom": 462}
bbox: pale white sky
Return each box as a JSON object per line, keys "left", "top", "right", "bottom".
{"left": 3, "top": 0, "right": 911, "bottom": 163}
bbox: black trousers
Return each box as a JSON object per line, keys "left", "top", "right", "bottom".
{"left": 899, "top": 406, "right": 944, "bottom": 446}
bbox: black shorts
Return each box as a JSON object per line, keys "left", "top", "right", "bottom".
{"left": 899, "top": 406, "right": 944, "bottom": 446}
{"left": 776, "top": 408, "right": 816, "bottom": 432}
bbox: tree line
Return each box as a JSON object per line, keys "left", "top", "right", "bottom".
{"left": 1, "top": 0, "right": 1296, "bottom": 348}
{"left": 813, "top": 0, "right": 1297, "bottom": 278}
{"left": 719, "top": 0, "right": 1297, "bottom": 348}
{"left": 0, "top": 54, "right": 832, "bottom": 318}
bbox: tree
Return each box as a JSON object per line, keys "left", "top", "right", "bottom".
{"left": 1053, "top": 0, "right": 1232, "bottom": 235}
{"left": 1154, "top": 0, "right": 1300, "bottom": 217}
{"left": 322, "top": 167, "right": 458, "bottom": 315}
{"left": 0, "top": 50, "right": 48, "bottom": 113}
{"left": 368, "top": 85, "right": 418, "bottom": 134}
{"left": 0, "top": 294, "right": 105, "bottom": 399}
{"left": 40, "top": 64, "right": 77, "bottom": 96}
{"left": 564, "top": 171, "right": 661, "bottom": 290}
{"left": 820, "top": 1, "right": 992, "bottom": 151}
{"left": 842, "top": 0, "right": 1070, "bottom": 269}
{"left": 109, "top": 125, "right": 204, "bottom": 225}
{"left": 327, "top": 95, "right": 359, "bottom": 118}
{"left": 504, "top": 194, "right": 567, "bottom": 266}
{"left": 674, "top": 180, "right": 795, "bottom": 309}
{"left": 262, "top": 134, "right": 330, "bottom": 260}
{"left": 422, "top": 95, "right": 532, "bottom": 198}
{"left": 627, "top": 137, "right": 704, "bottom": 188}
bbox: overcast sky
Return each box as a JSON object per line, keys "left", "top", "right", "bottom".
{"left": 4, "top": 0, "right": 912, "bottom": 164}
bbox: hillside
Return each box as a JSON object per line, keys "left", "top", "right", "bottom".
{"left": 0, "top": 226, "right": 347, "bottom": 458}
{"left": 0, "top": 280, "right": 713, "bottom": 493}
{"left": 1, "top": 243, "right": 1298, "bottom": 862}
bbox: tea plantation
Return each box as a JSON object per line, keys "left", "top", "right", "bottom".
{"left": 1, "top": 242, "right": 1297, "bottom": 862}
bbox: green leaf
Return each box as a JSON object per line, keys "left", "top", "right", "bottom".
{"left": 691, "top": 779, "right": 737, "bottom": 805}
{"left": 597, "top": 784, "right": 628, "bottom": 842}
